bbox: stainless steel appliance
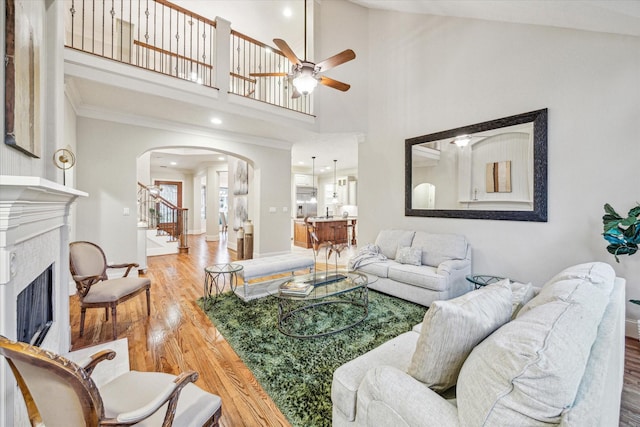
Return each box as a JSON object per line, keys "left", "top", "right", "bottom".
{"left": 295, "top": 186, "right": 318, "bottom": 218}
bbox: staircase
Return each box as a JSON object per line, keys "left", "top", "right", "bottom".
{"left": 138, "top": 183, "right": 189, "bottom": 255}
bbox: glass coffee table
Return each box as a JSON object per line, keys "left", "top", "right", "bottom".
{"left": 268, "top": 270, "right": 368, "bottom": 338}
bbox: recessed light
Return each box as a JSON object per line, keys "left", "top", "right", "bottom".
{"left": 170, "top": 161, "right": 177, "bottom": 166}
{"left": 211, "top": 117, "right": 222, "bottom": 125}
{"left": 298, "top": 161, "right": 305, "bottom": 165}
{"left": 218, "top": 156, "right": 225, "bottom": 161}
{"left": 283, "top": 7, "right": 292, "bottom": 17}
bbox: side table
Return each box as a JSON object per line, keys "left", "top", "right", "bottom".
{"left": 465, "top": 274, "right": 505, "bottom": 290}
{"left": 204, "top": 263, "right": 243, "bottom": 305}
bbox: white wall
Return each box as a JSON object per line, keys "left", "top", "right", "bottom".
{"left": 314, "top": 0, "right": 368, "bottom": 134}
{"left": 74, "top": 118, "right": 292, "bottom": 262}
{"left": 358, "top": 10, "right": 640, "bottom": 333}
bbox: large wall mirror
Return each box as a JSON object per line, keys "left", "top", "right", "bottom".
{"left": 405, "top": 109, "right": 547, "bottom": 221}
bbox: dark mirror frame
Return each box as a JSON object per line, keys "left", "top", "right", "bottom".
{"left": 405, "top": 109, "right": 547, "bottom": 222}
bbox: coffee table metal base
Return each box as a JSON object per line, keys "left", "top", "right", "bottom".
{"left": 277, "top": 286, "right": 368, "bottom": 338}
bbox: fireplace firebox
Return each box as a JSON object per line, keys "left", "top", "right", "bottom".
{"left": 16, "top": 264, "right": 54, "bottom": 347}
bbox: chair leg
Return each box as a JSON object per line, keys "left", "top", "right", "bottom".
{"left": 111, "top": 305, "right": 117, "bottom": 340}
{"left": 80, "top": 307, "right": 86, "bottom": 337}
{"left": 146, "top": 288, "right": 151, "bottom": 316}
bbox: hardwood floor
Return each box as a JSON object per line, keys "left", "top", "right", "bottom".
{"left": 70, "top": 234, "right": 640, "bottom": 426}
{"left": 71, "top": 234, "right": 290, "bottom": 427}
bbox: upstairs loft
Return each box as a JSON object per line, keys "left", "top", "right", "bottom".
{"left": 63, "top": 0, "right": 330, "bottom": 143}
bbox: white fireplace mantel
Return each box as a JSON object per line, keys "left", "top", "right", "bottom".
{"left": 0, "top": 175, "right": 87, "bottom": 285}
{"left": 0, "top": 175, "right": 87, "bottom": 427}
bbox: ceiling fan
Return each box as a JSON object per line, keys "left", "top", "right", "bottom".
{"left": 250, "top": 2, "right": 356, "bottom": 98}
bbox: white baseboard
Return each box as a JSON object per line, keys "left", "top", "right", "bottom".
{"left": 205, "top": 234, "right": 220, "bottom": 242}
{"left": 625, "top": 318, "right": 640, "bottom": 339}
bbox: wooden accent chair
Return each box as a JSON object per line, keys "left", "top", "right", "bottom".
{"left": 0, "top": 335, "right": 222, "bottom": 426}
{"left": 69, "top": 241, "right": 151, "bottom": 340}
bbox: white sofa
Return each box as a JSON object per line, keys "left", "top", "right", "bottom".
{"left": 332, "top": 262, "right": 626, "bottom": 427}
{"left": 350, "top": 230, "right": 472, "bottom": 306}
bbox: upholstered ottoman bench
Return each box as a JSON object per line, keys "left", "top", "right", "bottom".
{"left": 234, "top": 255, "right": 315, "bottom": 301}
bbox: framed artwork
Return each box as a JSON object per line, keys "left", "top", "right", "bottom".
{"left": 4, "top": 0, "right": 43, "bottom": 158}
{"left": 233, "top": 159, "right": 248, "bottom": 195}
{"left": 233, "top": 196, "right": 248, "bottom": 231}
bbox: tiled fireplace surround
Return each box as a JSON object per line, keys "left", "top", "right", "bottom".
{"left": 0, "top": 176, "right": 86, "bottom": 427}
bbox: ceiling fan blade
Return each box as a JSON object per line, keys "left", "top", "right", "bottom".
{"left": 249, "top": 72, "right": 288, "bottom": 77}
{"left": 315, "top": 49, "right": 356, "bottom": 72}
{"left": 319, "top": 76, "right": 351, "bottom": 92}
{"left": 273, "top": 38, "right": 302, "bottom": 66}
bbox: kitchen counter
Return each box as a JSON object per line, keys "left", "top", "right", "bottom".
{"left": 293, "top": 217, "right": 357, "bottom": 249}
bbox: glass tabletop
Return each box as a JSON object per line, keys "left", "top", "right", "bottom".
{"left": 205, "top": 263, "right": 244, "bottom": 274}
{"left": 465, "top": 274, "right": 505, "bottom": 287}
{"left": 268, "top": 270, "right": 367, "bottom": 301}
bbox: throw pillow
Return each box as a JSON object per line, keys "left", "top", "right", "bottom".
{"left": 407, "top": 281, "right": 512, "bottom": 392}
{"left": 374, "top": 230, "right": 416, "bottom": 260}
{"left": 457, "top": 274, "right": 611, "bottom": 426}
{"left": 395, "top": 246, "right": 422, "bottom": 266}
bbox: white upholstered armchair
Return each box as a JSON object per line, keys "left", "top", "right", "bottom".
{"left": 70, "top": 241, "right": 151, "bottom": 340}
{"left": 0, "top": 335, "right": 222, "bottom": 426}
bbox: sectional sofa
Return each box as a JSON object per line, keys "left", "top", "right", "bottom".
{"left": 349, "top": 230, "right": 472, "bottom": 306}
{"left": 332, "top": 262, "right": 625, "bottom": 426}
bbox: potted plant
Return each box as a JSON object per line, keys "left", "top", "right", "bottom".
{"left": 603, "top": 203, "right": 640, "bottom": 340}
{"left": 602, "top": 203, "right": 640, "bottom": 263}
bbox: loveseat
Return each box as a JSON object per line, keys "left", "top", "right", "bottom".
{"left": 332, "top": 262, "right": 626, "bottom": 426}
{"left": 349, "top": 230, "right": 472, "bottom": 306}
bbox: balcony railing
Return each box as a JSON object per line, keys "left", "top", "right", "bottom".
{"left": 64, "top": 0, "right": 313, "bottom": 115}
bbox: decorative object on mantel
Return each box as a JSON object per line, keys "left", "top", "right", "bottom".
{"left": 602, "top": 203, "right": 640, "bottom": 262}
{"left": 53, "top": 148, "right": 76, "bottom": 185}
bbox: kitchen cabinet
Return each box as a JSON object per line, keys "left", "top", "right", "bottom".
{"left": 336, "top": 176, "right": 357, "bottom": 205}
{"left": 293, "top": 218, "right": 357, "bottom": 249}
{"left": 294, "top": 174, "right": 313, "bottom": 187}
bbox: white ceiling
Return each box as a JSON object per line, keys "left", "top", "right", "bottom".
{"left": 70, "top": 0, "right": 640, "bottom": 176}
{"left": 349, "top": 0, "right": 640, "bottom": 37}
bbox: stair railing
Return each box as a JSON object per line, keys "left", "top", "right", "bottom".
{"left": 137, "top": 182, "right": 189, "bottom": 253}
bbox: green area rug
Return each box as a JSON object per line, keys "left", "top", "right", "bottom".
{"left": 198, "top": 290, "right": 426, "bottom": 427}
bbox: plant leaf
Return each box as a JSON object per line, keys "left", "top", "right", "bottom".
{"left": 604, "top": 203, "right": 621, "bottom": 219}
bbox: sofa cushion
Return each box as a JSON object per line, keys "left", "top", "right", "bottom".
{"left": 518, "top": 263, "right": 615, "bottom": 318}
{"left": 509, "top": 280, "right": 535, "bottom": 319}
{"left": 411, "top": 232, "right": 468, "bottom": 267}
{"left": 332, "top": 331, "right": 420, "bottom": 422}
{"left": 395, "top": 246, "right": 422, "bottom": 266}
{"left": 356, "top": 260, "right": 396, "bottom": 279}
{"left": 387, "top": 264, "right": 447, "bottom": 291}
{"left": 457, "top": 271, "right": 613, "bottom": 426}
{"left": 545, "top": 261, "right": 615, "bottom": 287}
{"left": 407, "top": 281, "right": 512, "bottom": 392}
{"left": 375, "top": 230, "right": 415, "bottom": 260}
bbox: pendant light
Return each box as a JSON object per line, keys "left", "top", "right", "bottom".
{"left": 310, "top": 156, "right": 317, "bottom": 203}
{"left": 332, "top": 159, "right": 339, "bottom": 204}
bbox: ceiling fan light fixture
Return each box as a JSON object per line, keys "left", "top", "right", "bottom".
{"left": 293, "top": 74, "right": 318, "bottom": 95}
